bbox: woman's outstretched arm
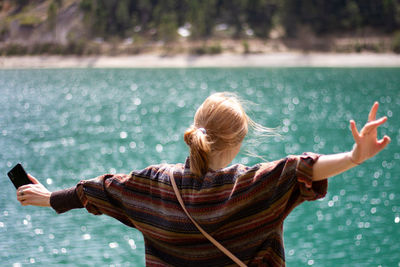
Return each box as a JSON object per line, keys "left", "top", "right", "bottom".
{"left": 312, "top": 102, "right": 391, "bottom": 181}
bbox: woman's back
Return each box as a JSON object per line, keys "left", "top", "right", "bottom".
{"left": 74, "top": 154, "right": 326, "bottom": 266}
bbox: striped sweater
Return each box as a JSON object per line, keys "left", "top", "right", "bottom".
{"left": 50, "top": 153, "right": 327, "bottom": 266}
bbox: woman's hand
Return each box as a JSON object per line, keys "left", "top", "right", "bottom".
{"left": 16, "top": 174, "right": 51, "bottom": 207}
{"left": 350, "top": 102, "right": 391, "bottom": 165}
{"left": 313, "top": 101, "right": 390, "bottom": 181}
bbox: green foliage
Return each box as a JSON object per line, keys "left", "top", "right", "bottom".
{"left": 190, "top": 43, "right": 222, "bottom": 55}
{"left": 31, "top": 42, "right": 63, "bottom": 54}
{"left": 1, "top": 44, "right": 28, "bottom": 56}
{"left": 47, "top": 1, "right": 58, "bottom": 31}
{"left": 393, "top": 31, "right": 400, "bottom": 53}
{"left": 79, "top": 0, "right": 92, "bottom": 12}
{"left": 343, "top": 1, "right": 362, "bottom": 30}
{"left": 77, "top": 0, "right": 400, "bottom": 41}
{"left": 246, "top": 0, "right": 277, "bottom": 38}
{"left": 27, "top": 41, "right": 88, "bottom": 55}
{"left": 158, "top": 13, "right": 178, "bottom": 42}
{"left": 55, "top": 0, "right": 63, "bottom": 7}
{"left": 0, "top": 25, "right": 9, "bottom": 41}
{"left": 187, "top": 0, "right": 217, "bottom": 39}
{"left": 16, "top": 0, "right": 29, "bottom": 8}
{"left": 242, "top": 40, "right": 250, "bottom": 54}
{"left": 18, "top": 14, "right": 42, "bottom": 26}
{"left": 207, "top": 43, "right": 222, "bottom": 54}
{"left": 116, "top": 0, "right": 130, "bottom": 30}
{"left": 281, "top": 0, "right": 400, "bottom": 36}
{"left": 219, "top": 0, "right": 247, "bottom": 38}
{"left": 65, "top": 40, "right": 86, "bottom": 55}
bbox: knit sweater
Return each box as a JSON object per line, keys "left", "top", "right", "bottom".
{"left": 50, "top": 153, "right": 327, "bottom": 266}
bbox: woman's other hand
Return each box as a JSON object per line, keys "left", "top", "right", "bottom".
{"left": 350, "top": 102, "right": 391, "bottom": 165}
{"left": 16, "top": 174, "right": 51, "bottom": 207}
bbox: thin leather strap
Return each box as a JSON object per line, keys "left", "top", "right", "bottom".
{"left": 169, "top": 168, "right": 247, "bottom": 267}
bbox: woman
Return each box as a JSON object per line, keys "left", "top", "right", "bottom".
{"left": 17, "top": 92, "right": 390, "bottom": 266}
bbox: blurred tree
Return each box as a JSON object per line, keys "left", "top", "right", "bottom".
{"left": 219, "top": 0, "right": 248, "bottom": 38}
{"left": 116, "top": 0, "right": 130, "bottom": 35}
{"left": 187, "top": 0, "right": 217, "bottom": 39}
{"left": 152, "top": 0, "right": 178, "bottom": 40}
{"left": 159, "top": 13, "right": 178, "bottom": 42}
{"left": 176, "top": 0, "right": 189, "bottom": 27}
{"left": 135, "top": 0, "right": 153, "bottom": 32}
{"left": 281, "top": 0, "right": 400, "bottom": 36}
{"left": 16, "top": 0, "right": 29, "bottom": 8}
{"left": 280, "top": 0, "right": 300, "bottom": 37}
{"left": 246, "top": 0, "right": 278, "bottom": 38}
{"left": 55, "top": 0, "right": 63, "bottom": 7}
{"left": 76, "top": 0, "right": 400, "bottom": 40}
{"left": 343, "top": 1, "right": 362, "bottom": 30}
{"left": 47, "top": 0, "right": 57, "bottom": 32}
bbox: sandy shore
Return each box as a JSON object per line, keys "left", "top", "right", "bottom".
{"left": 1, "top": 52, "right": 400, "bottom": 68}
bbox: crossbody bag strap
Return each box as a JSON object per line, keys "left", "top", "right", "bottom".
{"left": 169, "top": 168, "right": 247, "bottom": 267}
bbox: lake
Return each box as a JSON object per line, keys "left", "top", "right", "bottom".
{"left": 0, "top": 68, "right": 399, "bottom": 266}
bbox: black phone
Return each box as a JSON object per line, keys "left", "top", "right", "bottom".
{"left": 7, "top": 163, "right": 33, "bottom": 189}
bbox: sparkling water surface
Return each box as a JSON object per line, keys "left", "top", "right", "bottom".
{"left": 0, "top": 68, "right": 399, "bottom": 266}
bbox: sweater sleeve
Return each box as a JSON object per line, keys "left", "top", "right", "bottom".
{"left": 280, "top": 152, "right": 328, "bottom": 217}
{"left": 50, "top": 174, "right": 136, "bottom": 228}
{"left": 50, "top": 186, "right": 83, "bottom": 214}
{"left": 74, "top": 174, "right": 136, "bottom": 228}
{"left": 295, "top": 152, "right": 328, "bottom": 201}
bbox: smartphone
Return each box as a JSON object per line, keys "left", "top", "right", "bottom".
{"left": 7, "top": 163, "right": 33, "bottom": 189}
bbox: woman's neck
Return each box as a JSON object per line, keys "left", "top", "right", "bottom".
{"left": 208, "top": 144, "right": 242, "bottom": 171}
{"left": 208, "top": 154, "right": 228, "bottom": 171}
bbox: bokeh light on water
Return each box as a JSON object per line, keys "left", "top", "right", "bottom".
{"left": 0, "top": 68, "right": 399, "bottom": 266}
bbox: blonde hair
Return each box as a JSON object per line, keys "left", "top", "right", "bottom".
{"left": 184, "top": 92, "right": 271, "bottom": 176}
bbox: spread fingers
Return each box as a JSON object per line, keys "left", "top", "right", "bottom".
{"left": 368, "top": 101, "right": 379, "bottom": 122}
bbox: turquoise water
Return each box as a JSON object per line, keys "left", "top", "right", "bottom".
{"left": 0, "top": 68, "right": 399, "bottom": 266}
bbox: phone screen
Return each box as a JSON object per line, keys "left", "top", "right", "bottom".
{"left": 7, "top": 163, "right": 33, "bottom": 189}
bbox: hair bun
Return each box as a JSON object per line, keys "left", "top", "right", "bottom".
{"left": 184, "top": 125, "right": 211, "bottom": 176}
{"left": 184, "top": 125, "right": 196, "bottom": 146}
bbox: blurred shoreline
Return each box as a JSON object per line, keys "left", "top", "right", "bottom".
{"left": 1, "top": 52, "right": 400, "bottom": 69}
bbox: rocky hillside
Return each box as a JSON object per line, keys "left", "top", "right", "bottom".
{"left": 1, "top": 1, "right": 84, "bottom": 44}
